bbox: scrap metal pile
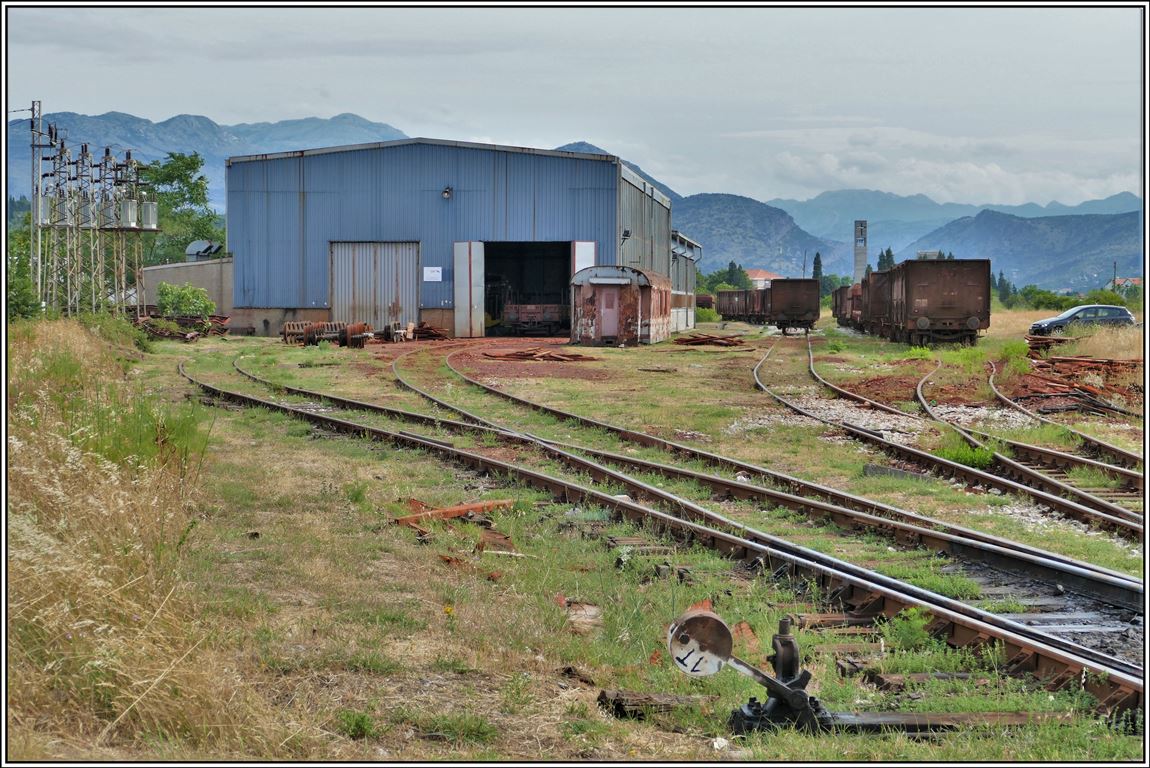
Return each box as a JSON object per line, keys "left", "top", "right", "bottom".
{"left": 136, "top": 313, "right": 230, "bottom": 342}
{"left": 671, "top": 333, "right": 746, "bottom": 347}
{"left": 481, "top": 347, "right": 600, "bottom": 362}
{"left": 1009, "top": 358, "right": 1143, "bottom": 416}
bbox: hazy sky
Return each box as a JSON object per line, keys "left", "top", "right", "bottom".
{"left": 5, "top": 3, "right": 1146, "bottom": 205}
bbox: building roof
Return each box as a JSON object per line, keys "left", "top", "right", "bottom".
{"left": 1113, "top": 277, "right": 1142, "bottom": 287}
{"left": 227, "top": 136, "right": 619, "bottom": 166}
{"left": 746, "top": 268, "right": 785, "bottom": 281}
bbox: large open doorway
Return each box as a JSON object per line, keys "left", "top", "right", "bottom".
{"left": 484, "top": 241, "right": 574, "bottom": 336}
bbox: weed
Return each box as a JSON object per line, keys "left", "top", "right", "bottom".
{"left": 431, "top": 657, "right": 473, "bottom": 674}
{"left": 335, "top": 709, "right": 377, "bottom": 740}
{"left": 499, "top": 672, "right": 534, "bottom": 714}
{"left": 344, "top": 480, "right": 369, "bottom": 505}
{"left": 880, "top": 606, "right": 935, "bottom": 650}
{"left": 933, "top": 429, "right": 995, "bottom": 469}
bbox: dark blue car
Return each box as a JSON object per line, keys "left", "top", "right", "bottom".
{"left": 1029, "top": 304, "right": 1136, "bottom": 335}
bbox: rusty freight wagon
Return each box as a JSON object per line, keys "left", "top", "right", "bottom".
{"left": 767, "top": 278, "right": 820, "bottom": 334}
{"left": 832, "top": 285, "right": 852, "bottom": 326}
{"left": 715, "top": 288, "right": 770, "bottom": 323}
{"left": 887, "top": 259, "right": 991, "bottom": 345}
{"left": 860, "top": 270, "right": 892, "bottom": 337}
{"left": 848, "top": 283, "right": 863, "bottom": 329}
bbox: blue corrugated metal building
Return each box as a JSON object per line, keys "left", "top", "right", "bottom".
{"left": 226, "top": 137, "right": 691, "bottom": 337}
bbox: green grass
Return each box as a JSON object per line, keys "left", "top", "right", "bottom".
{"left": 933, "top": 429, "right": 996, "bottom": 469}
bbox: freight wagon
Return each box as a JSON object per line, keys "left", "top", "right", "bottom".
{"left": 716, "top": 280, "right": 820, "bottom": 333}
{"left": 766, "top": 278, "right": 820, "bottom": 333}
{"left": 884, "top": 259, "right": 990, "bottom": 345}
{"left": 860, "top": 270, "right": 892, "bottom": 337}
{"left": 716, "top": 288, "right": 769, "bottom": 324}
{"left": 832, "top": 285, "right": 852, "bottom": 327}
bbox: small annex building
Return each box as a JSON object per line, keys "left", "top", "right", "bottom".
{"left": 570, "top": 265, "right": 672, "bottom": 346}
{"left": 225, "top": 137, "right": 699, "bottom": 339}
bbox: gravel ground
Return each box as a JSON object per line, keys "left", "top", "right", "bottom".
{"left": 973, "top": 500, "right": 1144, "bottom": 559}
{"left": 726, "top": 395, "right": 927, "bottom": 444}
{"left": 929, "top": 404, "right": 1035, "bottom": 431}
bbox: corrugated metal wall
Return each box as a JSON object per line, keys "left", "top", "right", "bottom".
{"left": 617, "top": 170, "right": 672, "bottom": 279}
{"left": 330, "top": 242, "right": 420, "bottom": 327}
{"left": 228, "top": 142, "right": 620, "bottom": 310}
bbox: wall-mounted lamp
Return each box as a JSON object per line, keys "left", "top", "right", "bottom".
{"left": 620, "top": 228, "right": 631, "bottom": 246}
{"left": 442, "top": 186, "right": 453, "bottom": 200}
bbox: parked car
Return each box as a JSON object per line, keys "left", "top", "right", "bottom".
{"left": 1029, "top": 304, "right": 1136, "bottom": 335}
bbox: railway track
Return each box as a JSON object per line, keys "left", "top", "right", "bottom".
{"left": 762, "top": 336, "right": 1143, "bottom": 539}
{"left": 915, "top": 363, "right": 1144, "bottom": 517}
{"left": 182, "top": 354, "right": 1142, "bottom": 723}
{"left": 988, "top": 361, "right": 1144, "bottom": 472}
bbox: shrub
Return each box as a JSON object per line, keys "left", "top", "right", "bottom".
{"left": 156, "top": 282, "right": 215, "bottom": 319}
{"left": 695, "top": 307, "right": 720, "bottom": 323}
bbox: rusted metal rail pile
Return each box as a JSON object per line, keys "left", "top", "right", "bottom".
{"left": 1025, "top": 334, "right": 1076, "bottom": 356}
{"left": 482, "top": 347, "right": 600, "bottom": 362}
{"left": 672, "top": 333, "right": 746, "bottom": 347}
{"left": 136, "top": 314, "right": 230, "bottom": 341}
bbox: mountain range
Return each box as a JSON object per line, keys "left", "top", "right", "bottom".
{"left": 767, "top": 188, "right": 1143, "bottom": 253}
{"left": 7, "top": 111, "right": 1142, "bottom": 290}
{"left": 6, "top": 111, "right": 407, "bottom": 209}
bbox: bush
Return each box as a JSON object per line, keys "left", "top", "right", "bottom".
{"left": 156, "top": 282, "right": 215, "bottom": 319}
{"left": 695, "top": 307, "right": 720, "bottom": 323}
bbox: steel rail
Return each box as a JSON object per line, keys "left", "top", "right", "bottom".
{"left": 751, "top": 340, "right": 1142, "bottom": 538}
{"left": 421, "top": 346, "right": 1145, "bottom": 574}
{"left": 988, "top": 361, "right": 1144, "bottom": 472}
{"left": 231, "top": 356, "right": 1143, "bottom": 608}
{"left": 962, "top": 427, "right": 1143, "bottom": 494}
{"left": 180, "top": 361, "right": 1142, "bottom": 716}
{"left": 809, "top": 344, "right": 1142, "bottom": 493}
{"left": 915, "top": 362, "right": 1142, "bottom": 523}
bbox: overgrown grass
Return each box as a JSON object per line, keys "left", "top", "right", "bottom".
{"left": 7, "top": 319, "right": 296, "bottom": 757}
{"left": 933, "top": 428, "right": 996, "bottom": 469}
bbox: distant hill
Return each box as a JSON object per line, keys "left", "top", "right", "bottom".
{"left": 554, "top": 141, "right": 683, "bottom": 202}
{"left": 6, "top": 111, "right": 407, "bottom": 209}
{"left": 670, "top": 193, "right": 849, "bottom": 276}
{"left": 897, "top": 209, "right": 1142, "bottom": 291}
{"left": 768, "top": 189, "right": 1143, "bottom": 253}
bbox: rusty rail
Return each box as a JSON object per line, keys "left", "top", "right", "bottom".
{"left": 915, "top": 362, "right": 1142, "bottom": 523}
{"left": 988, "top": 362, "right": 1144, "bottom": 472}
{"left": 181, "top": 360, "right": 1142, "bottom": 720}
{"left": 233, "top": 355, "right": 1142, "bottom": 608}
{"left": 756, "top": 340, "right": 1143, "bottom": 538}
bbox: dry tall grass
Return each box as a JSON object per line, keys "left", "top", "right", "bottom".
{"left": 1058, "top": 325, "right": 1146, "bottom": 360}
{"left": 6, "top": 319, "right": 298, "bottom": 758}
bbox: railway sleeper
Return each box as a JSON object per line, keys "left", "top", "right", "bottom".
{"left": 185, "top": 365, "right": 1143, "bottom": 727}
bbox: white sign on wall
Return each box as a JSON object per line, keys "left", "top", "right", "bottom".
{"left": 424, "top": 266, "right": 443, "bottom": 282}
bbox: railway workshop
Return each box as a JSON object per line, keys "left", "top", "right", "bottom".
{"left": 225, "top": 138, "right": 699, "bottom": 342}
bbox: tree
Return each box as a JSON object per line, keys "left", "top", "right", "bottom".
{"left": 139, "top": 152, "right": 225, "bottom": 266}
{"left": 812, "top": 252, "right": 823, "bottom": 294}
{"left": 724, "top": 261, "right": 752, "bottom": 289}
{"left": 877, "top": 247, "right": 895, "bottom": 272}
{"left": 6, "top": 213, "right": 39, "bottom": 320}
{"left": 946, "top": 251, "right": 955, "bottom": 260}
{"left": 997, "top": 273, "right": 1012, "bottom": 305}
{"left": 864, "top": 264, "right": 872, "bottom": 279}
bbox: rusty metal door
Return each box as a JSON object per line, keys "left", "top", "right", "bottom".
{"left": 453, "top": 241, "right": 485, "bottom": 338}
{"left": 330, "top": 241, "right": 419, "bottom": 327}
{"left": 600, "top": 286, "right": 620, "bottom": 337}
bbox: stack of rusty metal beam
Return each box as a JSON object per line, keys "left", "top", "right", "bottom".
{"left": 1024, "top": 333, "right": 1082, "bottom": 358}
{"left": 411, "top": 322, "right": 450, "bottom": 340}
{"left": 1040, "top": 356, "right": 1143, "bottom": 376}
{"left": 136, "top": 314, "right": 229, "bottom": 341}
{"left": 671, "top": 333, "right": 746, "bottom": 347}
{"left": 482, "top": 347, "right": 600, "bottom": 362}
